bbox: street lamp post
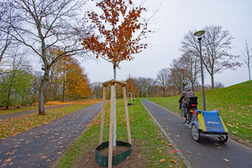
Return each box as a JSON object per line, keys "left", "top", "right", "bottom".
{"left": 194, "top": 30, "right": 206, "bottom": 111}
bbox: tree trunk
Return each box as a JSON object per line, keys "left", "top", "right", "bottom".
{"left": 248, "top": 62, "right": 251, "bottom": 81}
{"left": 211, "top": 74, "right": 214, "bottom": 89}
{"left": 191, "top": 83, "right": 194, "bottom": 91}
{"left": 6, "top": 88, "right": 11, "bottom": 109}
{"left": 38, "top": 71, "right": 49, "bottom": 115}
{"left": 6, "top": 72, "right": 16, "bottom": 109}
{"left": 162, "top": 87, "right": 165, "bottom": 97}
{"left": 112, "top": 63, "right": 117, "bottom": 147}
{"left": 62, "top": 72, "right": 66, "bottom": 102}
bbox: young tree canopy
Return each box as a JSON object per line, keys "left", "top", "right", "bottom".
{"left": 80, "top": 0, "right": 149, "bottom": 79}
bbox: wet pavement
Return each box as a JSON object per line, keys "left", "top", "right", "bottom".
{"left": 0, "top": 102, "right": 102, "bottom": 168}
{"left": 141, "top": 99, "right": 252, "bottom": 168}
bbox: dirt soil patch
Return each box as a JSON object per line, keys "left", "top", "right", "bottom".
{"left": 72, "top": 142, "right": 147, "bottom": 168}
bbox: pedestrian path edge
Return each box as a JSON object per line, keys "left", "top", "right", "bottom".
{"left": 141, "top": 99, "right": 193, "bottom": 168}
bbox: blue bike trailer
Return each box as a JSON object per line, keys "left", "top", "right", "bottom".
{"left": 191, "top": 110, "right": 228, "bottom": 143}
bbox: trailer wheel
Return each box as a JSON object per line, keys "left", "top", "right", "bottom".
{"left": 192, "top": 124, "right": 200, "bottom": 142}
{"left": 218, "top": 135, "right": 228, "bottom": 143}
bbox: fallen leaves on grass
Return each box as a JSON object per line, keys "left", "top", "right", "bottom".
{"left": 170, "top": 159, "right": 176, "bottom": 164}
{"left": 187, "top": 151, "right": 192, "bottom": 155}
{"left": 0, "top": 102, "right": 97, "bottom": 139}
{"left": 226, "top": 123, "right": 234, "bottom": 128}
{"left": 4, "top": 158, "right": 12, "bottom": 162}
{"left": 169, "top": 150, "right": 179, "bottom": 154}
{"left": 8, "top": 162, "right": 14, "bottom": 166}
{"left": 223, "top": 158, "right": 230, "bottom": 162}
{"left": 160, "top": 158, "right": 166, "bottom": 163}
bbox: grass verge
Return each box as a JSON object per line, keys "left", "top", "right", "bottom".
{"left": 0, "top": 105, "right": 40, "bottom": 115}
{"left": 0, "top": 100, "right": 80, "bottom": 115}
{"left": 0, "top": 100, "right": 100, "bottom": 139}
{"left": 149, "top": 81, "right": 252, "bottom": 144}
{"left": 55, "top": 98, "right": 186, "bottom": 168}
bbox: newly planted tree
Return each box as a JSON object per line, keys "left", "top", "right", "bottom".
{"left": 81, "top": 0, "right": 149, "bottom": 146}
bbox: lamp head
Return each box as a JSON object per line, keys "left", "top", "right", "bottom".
{"left": 194, "top": 30, "right": 205, "bottom": 37}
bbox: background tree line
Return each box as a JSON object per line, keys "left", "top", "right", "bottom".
{"left": 0, "top": 50, "right": 92, "bottom": 109}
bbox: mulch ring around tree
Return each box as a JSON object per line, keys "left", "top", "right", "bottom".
{"left": 72, "top": 140, "right": 147, "bottom": 168}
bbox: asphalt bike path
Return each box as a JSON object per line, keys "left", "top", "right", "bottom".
{"left": 0, "top": 104, "right": 71, "bottom": 120}
{"left": 141, "top": 99, "right": 252, "bottom": 168}
{"left": 0, "top": 102, "right": 102, "bottom": 168}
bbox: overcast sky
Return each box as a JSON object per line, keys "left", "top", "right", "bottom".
{"left": 81, "top": 0, "right": 252, "bottom": 87}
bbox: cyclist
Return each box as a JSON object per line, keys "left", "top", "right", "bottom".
{"left": 179, "top": 88, "right": 195, "bottom": 124}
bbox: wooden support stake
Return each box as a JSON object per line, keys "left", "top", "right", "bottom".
{"left": 123, "top": 87, "right": 132, "bottom": 145}
{"left": 108, "top": 85, "right": 115, "bottom": 168}
{"left": 99, "top": 86, "right": 106, "bottom": 144}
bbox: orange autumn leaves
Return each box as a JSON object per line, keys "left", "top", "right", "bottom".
{"left": 126, "top": 77, "right": 137, "bottom": 94}
{"left": 80, "top": 0, "right": 149, "bottom": 67}
{"left": 53, "top": 57, "right": 92, "bottom": 100}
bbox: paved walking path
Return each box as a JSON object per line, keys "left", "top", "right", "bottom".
{"left": 141, "top": 99, "right": 252, "bottom": 168}
{"left": 0, "top": 104, "right": 71, "bottom": 120}
{"left": 0, "top": 102, "right": 102, "bottom": 168}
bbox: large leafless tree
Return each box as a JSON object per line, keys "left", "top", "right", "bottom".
{"left": 181, "top": 25, "right": 241, "bottom": 88}
{"left": 2, "top": 0, "right": 91, "bottom": 115}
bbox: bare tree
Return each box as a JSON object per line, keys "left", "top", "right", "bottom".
{"left": 91, "top": 82, "right": 103, "bottom": 99}
{"left": 241, "top": 41, "right": 251, "bottom": 80}
{"left": 169, "top": 59, "right": 188, "bottom": 94}
{"left": 202, "top": 25, "right": 241, "bottom": 88}
{"left": 0, "top": 1, "right": 15, "bottom": 62}
{"left": 181, "top": 25, "right": 241, "bottom": 88}
{"left": 3, "top": 0, "right": 91, "bottom": 115}
{"left": 145, "top": 78, "right": 157, "bottom": 97}
{"left": 180, "top": 52, "right": 200, "bottom": 91}
{"left": 156, "top": 68, "right": 170, "bottom": 97}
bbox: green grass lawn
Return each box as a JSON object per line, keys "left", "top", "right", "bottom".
{"left": 55, "top": 98, "right": 186, "bottom": 168}
{"left": 0, "top": 100, "right": 99, "bottom": 139}
{"left": 0, "top": 105, "right": 39, "bottom": 115}
{"left": 150, "top": 80, "right": 252, "bottom": 144}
